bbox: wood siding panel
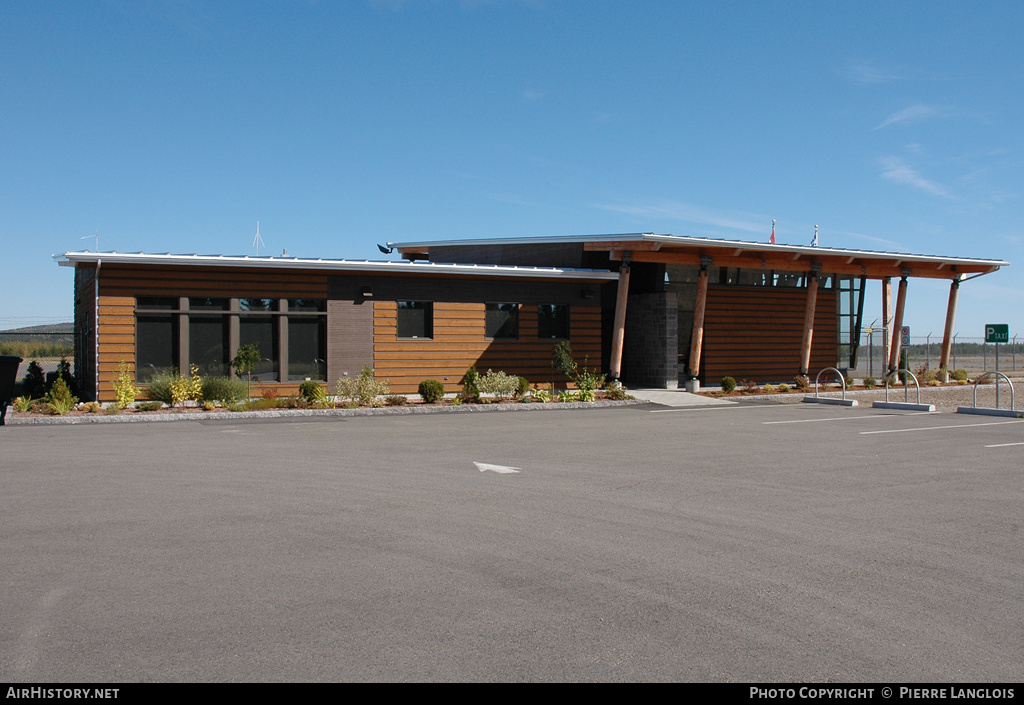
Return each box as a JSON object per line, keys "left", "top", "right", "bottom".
{"left": 374, "top": 303, "right": 604, "bottom": 394}
{"left": 702, "top": 285, "right": 838, "bottom": 384}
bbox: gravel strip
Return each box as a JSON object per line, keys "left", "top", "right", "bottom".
{"left": 4, "top": 398, "right": 646, "bottom": 425}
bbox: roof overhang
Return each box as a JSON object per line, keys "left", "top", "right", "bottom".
{"left": 394, "top": 233, "right": 1008, "bottom": 280}
{"left": 56, "top": 251, "right": 619, "bottom": 282}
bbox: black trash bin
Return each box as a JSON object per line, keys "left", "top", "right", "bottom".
{"left": 0, "top": 355, "right": 24, "bottom": 425}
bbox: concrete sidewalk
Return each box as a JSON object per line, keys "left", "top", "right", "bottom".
{"left": 627, "top": 387, "right": 737, "bottom": 407}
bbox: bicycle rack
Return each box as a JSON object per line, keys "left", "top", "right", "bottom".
{"left": 872, "top": 369, "right": 936, "bottom": 412}
{"left": 802, "top": 367, "right": 857, "bottom": 406}
{"left": 956, "top": 372, "right": 1021, "bottom": 418}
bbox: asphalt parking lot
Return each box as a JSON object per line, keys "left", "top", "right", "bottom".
{"left": 2, "top": 402, "right": 1022, "bottom": 682}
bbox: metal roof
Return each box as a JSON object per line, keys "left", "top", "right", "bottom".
{"left": 392, "top": 232, "right": 1009, "bottom": 269}
{"left": 55, "top": 251, "right": 619, "bottom": 280}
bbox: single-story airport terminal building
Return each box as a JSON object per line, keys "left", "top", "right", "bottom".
{"left": 59, "top": 234, "right": 1008, "bottom": 402}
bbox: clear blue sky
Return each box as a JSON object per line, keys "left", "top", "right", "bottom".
{"left": 2, "top": 0, "right": 1022, "bottom": 340}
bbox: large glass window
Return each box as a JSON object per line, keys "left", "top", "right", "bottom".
{"left": 486, "top": 303, "right": 519, "bottom": 339}
{"left": 240, "top": 315, "right": 279, "bottom": 380}
{"left": 288, "top": 316, "right": 326, "bottom": 381}
{"left": 537, "top": 304, "right": 569, "bottom": 340}
{"left": 190, "top": 315, "right": 229, "bottom": 376}
{"left": 136, "top": 313, "right": 178, "bottom": 381}
{"left": 135, "top": 297, "right": 326, "bottom": 383}
{"left": 396, "top": 301, "right": 432, "bottom": 339}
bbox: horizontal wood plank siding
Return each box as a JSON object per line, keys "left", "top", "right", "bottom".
{"left": 374, "top": 301, "right": 603, "bottom": 394}
{"left": 88, "top": 264, "right": 329, "bottom": 401}
{"left": 702, "top": 285, "right": 838, "bottom": 383}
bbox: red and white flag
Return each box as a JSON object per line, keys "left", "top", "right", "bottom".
{"left": 770, "top": 220, "right": 776, "bottom": 244}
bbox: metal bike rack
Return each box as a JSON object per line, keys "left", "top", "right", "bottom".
{"left": 803, "top": 367, "right": 857, "bottom": 406}
{"left": 872, "top": 369, "right": 935, "bottom": 412}
{"left": 957, "top": 372, "right": 1021, "bottom": 418}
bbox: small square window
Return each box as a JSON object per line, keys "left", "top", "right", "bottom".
{"left": 538, "top": 304, "right": 569, "bottom": 340}
{"left": 397, "top": 301, "right": 433, "bottom": 339}
{"left": 486, "top": 303, "right": 519, "bottom": 339}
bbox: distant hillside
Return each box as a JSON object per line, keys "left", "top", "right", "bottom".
{"left": 0, "top": 322, "right": 73, "bottom": 335}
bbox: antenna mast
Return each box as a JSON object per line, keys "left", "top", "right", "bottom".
{"left": 252, "top": 222, "right": 265, "bottom": 256}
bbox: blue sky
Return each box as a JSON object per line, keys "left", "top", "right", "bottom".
{"left": 2, "top": 0, "right": 1022, "bottom": 340}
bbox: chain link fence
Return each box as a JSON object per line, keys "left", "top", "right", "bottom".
{"left": 850, "top": 334, "right": 1022, "bottom": 379}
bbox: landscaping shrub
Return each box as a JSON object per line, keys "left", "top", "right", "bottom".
{"left": 794, "top": 375, "right": 810, "bottom": 392}
{"left": 11, "top": 396, "right": 32, "bottom": 413}
{"left": 417, "top": 379, "right": 445, "bottom": 404}
{"left": 762, "top": 383, "right": 776, "bottom": 394}
{"left": 604, "top": 382, "right": 633, "bottom": 401}
{"left": 384, "top": 394, "right": 408, "bottom": 406}
{"left": 22, "top": 361, "right": 45, "bottom": 400}
{"left": 516, "top": 375, "right": 531, "bottom": 399}
{"left": 137, "top": 401, "right": 164, "bottom": 412}
{"left": 552, "top": 340, "right": 605, "bottom": 397}
{"left": 478, "top": 369, "right": 519, "bottom": 400}
{"left": 530, "top": 387, "right": 551, "bottom": 403}
{"left": 740, "top": 379, "right": 759, "bottom": 394}
{"left": 203, "top": 375, "right": 249, "bottom": 403}
{"left": 863, "top": 376, "right": 876, "bottom": 389}
{"left": 169, "top": 365, "right": 203, "bottom": 406}
{"left": 47, "top": 376, "right": 77, "bottom": 415}
{"left": 461, "top": 366, "right": 480, "bottom": 403}
{"left": 113, "top": 360, "right": 139, "bottom": 409}
{"left": 951, "top": 368, "right": 968, "bottom": 382}
{"left": 778, "top": 383, "right": 791, "bottom": 393}
{"left": 721, "top": 376, "right": 737, "bottom": 393}
{"left": 336, "top": 365, "right": 389, "bottom": 406}
{"left": 144, "top": 372, "right": 175, "bottom": 404}
{"left": 299, "top": 380, "right": 327, "bottom": 404}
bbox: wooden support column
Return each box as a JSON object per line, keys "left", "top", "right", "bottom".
{"left": 938, "top": 277, "right": 960, "bottom": 375}
{"left": 799, "top": 265, "right": 821, "bottom": 376}
{"left": 687, "top": 260, "right": 711, "bottom": 379}
{"left": 609, "top": 258, "right": 631, "bottom": 381}
{"left": 887, "top": 274, "right": 909, "bottom": 374}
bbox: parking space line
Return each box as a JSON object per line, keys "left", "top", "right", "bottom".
{"left": 860, "top": 419, "right": 1024, "bottom": 435}
{"left": 762, "top": 411, "right": 933, "bottom": 425}
{"left": 984, "top": 441, "right": 1024, "bottom": 448}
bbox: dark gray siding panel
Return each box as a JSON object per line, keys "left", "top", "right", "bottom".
{"left": 330, "top": 274, "right": 603, "bottom": 306}
{"left": 424, "top": 243, "right": 587, "bottom": 268}
{"left": 327, "top": 298, "right": 373, "bottom": 388}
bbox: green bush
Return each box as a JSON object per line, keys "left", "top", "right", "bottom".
{"left": 478, "top": 369, "right": 519, "bottom": 400}
{"left": 47, "top": 376, "right": 77, "bottom": 415}
{"left": 418, "top": 379, "right": 445, "bottom": 404}
{"left": 144, "top": 372, "right": 175, "bottom": 404}
{"left": 202, "top": 376, "right": 249, "bottom": 403}
{"left": 516, "top": 375, "right": 531, "bottom": 399}
{"left": 336, "top": 365, "right": 389, "bottom": 406}
{"left": 461, "top": 366, "right": 480, "bottom": 403}
{"left": 137, "top": 401, "right": 164, "bottom": 411}
{"left": 778, "top": 383, "right": 791, "bottom": 393}
{"left": 721, "top": 376, "right": 737, "bottom": 393}
{"left": 862, "top": 376, "right": 876, "bottom": 389}
{"left": 951, "top": 368, "right": 968, "bottom": 382}
{"left": 384, "top": 394, "right": 408, "bottom": 406}
{"left": 298, "top": 380, "right": 327, "bottom": 404}
{"left": 22, "top": 361, "right": 46, "bottom": 400}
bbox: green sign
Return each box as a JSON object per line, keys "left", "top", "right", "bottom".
{"left": 985, "top": 324, "right": 1009, "bottom": 343}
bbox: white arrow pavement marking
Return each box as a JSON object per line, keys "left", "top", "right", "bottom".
{"left": 474, "top": 462, "right": 521, "bottom": 474}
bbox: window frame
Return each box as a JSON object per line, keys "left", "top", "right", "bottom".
{"left": 485, "top": 302, "right": 520, "bottom": 340}
{"left": 396, "top": 301, "right": 434, "bottom": 340}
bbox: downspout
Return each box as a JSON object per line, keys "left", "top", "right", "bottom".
{"left": 95, "top": 258, "right": 101, "bottom": 402}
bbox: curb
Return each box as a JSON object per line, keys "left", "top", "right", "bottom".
{"left": 4, "top": 398, "right": 646, "bottom": 426}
